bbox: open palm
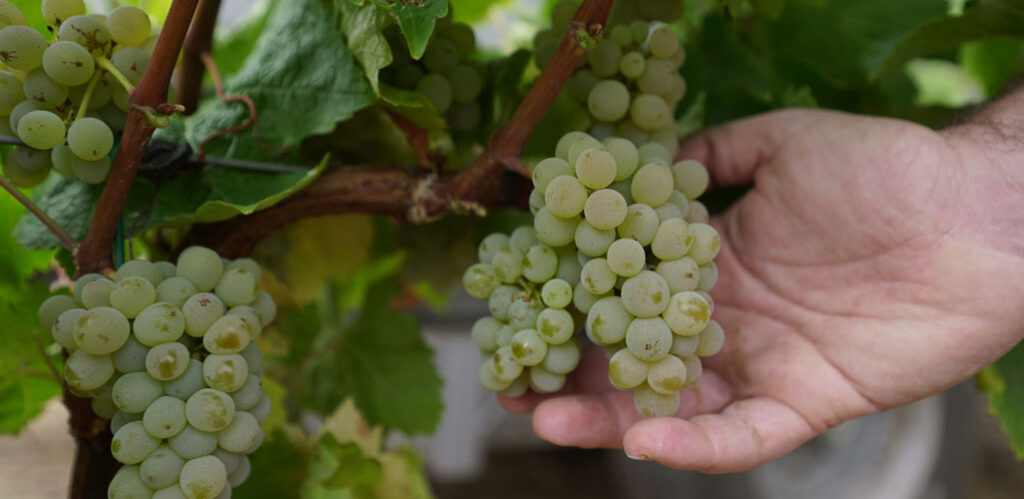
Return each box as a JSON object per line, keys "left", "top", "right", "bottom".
{"left": 502, "top": 109, "right": 1024, "bottom": 472}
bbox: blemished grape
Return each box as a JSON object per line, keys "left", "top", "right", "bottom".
{"left": 179, "top": 455, "right": 227, "bottom": 499}
{"left": 23, "top": 68, "right": 69, "bottom": 109}
{"left": 75, "top": 306, "right": 131, "bottom": 355}
{"left": 146, "top": 341, "right": 191, "bottom": 381}
{"left": 523, "top": 245, "right": 558, "bottom": 283}
{"left": 143, "top": 396, "right": 187, "bottom": 439}
{"left": 608, "top": 348, "right": 648, "bottom": 389}
{"left": 112, "top": 420, "right": 160, "bottom": 464}
{"left": 662, "top": 291, "right": 710, "bottom": 336}
{"left": 203, "top": 315, "right": 253, "bottom": 354}
{"left": 588, "top": 79, "right": 630, "bottom": 122}
{"left": 540, "top": 279, "right": 573, "bottom": 309}
{"left": 110, "top": 276, "right": 157, "bottom": 318}
{"left": 581, "top": 257, "right": 616, "bottom": 295}
{"left": 58, "top": 14, "right": 110, "bottom": 55}
{"left": 186, "top": 388, "right": 236, "bottom": 432}
{"left": 106, "top": 6, "right": 151, "bottom": 47}
{"left": 633, "top": 382, "right": 679, "bottom": 418}
{"left": 586, "top": 296, "right": 632, "bottom": 345}
{"left": 42, "top": 0, "right": 86, "bottom": 25}
{"left": 42, "top": 40, "right": 94, "bottom": 86}
{"left": 67, "top": 117, "right": 114, "bottom": 161}
{"left": 17, "top": 110, "right": 65, "bottom": 150}
{"left": 64, "top": 349, "right": 115, "bottom": 391}
{"left": 626, "top": 317, "right": 673, "bottom": 361}
{"left": 0, "top": 25, "right": 48, "bottom": 71}
{"left": 183, "top": 292, "right": 225, "bottom": 337}
{"left": 687, "top": 223, "right": 721, "bottom": 265}
{"left": 110, "top": 46, "right": 148, "bottom": 85}
{"left": 621, "top": 270, "right": 670, "bottom": 318}
{"left": 656, "top": 256, "right": 700, "bottom": 293}
{"left": 140, "top": 445, "right": 185, "bottom": 489}
{"left": 651, "top": 218, "right": 693, "bottom": 260}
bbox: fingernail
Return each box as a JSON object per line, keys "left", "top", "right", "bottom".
{"left": 625, "top": 449, "right": 650, "bottom": 461}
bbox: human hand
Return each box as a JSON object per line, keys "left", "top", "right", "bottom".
{"left": 501, "top": 109, "right": 1024, "bottom": 472}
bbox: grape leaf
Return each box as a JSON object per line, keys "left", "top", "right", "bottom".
{"left": 960, "top": 39, "right": 1024, "bottom": 98}
{"left": 233, "top": 429, "right": 311, "bottom": 498}
{"left": 13, "top": 157, "right": 326, "bottom": 250}
{"left": 283, "top": 215, "right": 374, "bottom": 305}
{"left": 979, "top": 341, "right": 1024, "bottom": 458}
{"left": 380, "top": 0, "right": 448, "bottom": 59}
{"left": 213, "top": 0, "right": 278, "bottom": 78}
{"left": 750, "top": 0, "right": 787, "bottom": 18}
{"left": 186, "top": 0, "right": 378, "bottom": 161}
{"left": 303, "top": 436, "right": 382, "bottom": 499}
{"left": 336, "top": 0, "right": 393, "bottom": 93}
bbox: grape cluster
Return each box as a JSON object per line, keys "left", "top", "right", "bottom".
{"left": 462, "top": 225, "right": 584, "bottom": 397}
{"left": 381, "top": 19, "right": 485, "bottom": 133}
{"left": 37, "top": 246, "right": 276, "bottom": 499}
{"left": 0, "top": 0, "right": 157, "bottom": 187}
{"left": 570, "top": 23, "right": 687, "bottom": 157}
{"left": 464, "top": 130, "right": 721, "bottom": 418}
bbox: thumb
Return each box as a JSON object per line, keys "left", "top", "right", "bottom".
{"left": 677, "top": 109, "right": 826, "bottom": 188}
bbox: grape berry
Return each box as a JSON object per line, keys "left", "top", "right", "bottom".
{"left": 39, "top": 246, "right": 276, "bottom": 499}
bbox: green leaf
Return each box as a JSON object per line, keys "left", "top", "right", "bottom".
{"left": 213, "top": 0, "right": 278, "bottom": 78}
{"left": 750, "top": 0, "right": 787, "bottom": 18}
{"left": 960, "top": 38, "right": 1024, "bottom": 97}
{"left": 873, "top": 0, "right": 1024, "bottom": 79}
{"left": 379, "top": 84, "right": 448, "bottom": 133}
{"left": 233, "top": 429, "right": 311, "bottom": 498}
{"left": 303, "top": 435, "right": 382, "bottom": 499}
{"left": 14, "top": 158, "right": 326, "bottom": 250}
{"left": 336, "top": 0, "right": 393, "bottom": 94}
{"left": 187, "top": 0, "right": 378, "bottom": 161}
{"left": 383, "top": 0, "right": 448, "bottom": 59}
{"left": 279, "top": 273, "right": 443, "bottom": 434}
{"left": 980, "top": 340, "right": 1024, "bottom": 458}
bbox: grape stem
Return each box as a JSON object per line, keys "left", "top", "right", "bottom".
{"left": 0, "top": 176, "right": 77, "bottom": 252}
{"left": 74, "top": 71, "right": 103, "bottom": 121}
{"left": 176, "top": 0, "right": 223, "bottom": 114}
{"left": 187, "top": 0, "right": 615, "bottom": 257}
{"left": 94, "top": 56, "right": 136, "bottom": 93}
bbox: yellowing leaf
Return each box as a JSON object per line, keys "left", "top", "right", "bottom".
{"left": 319, "top": 398, "right": 384, "bottom": 459}
{"left": 284, "top": 215, "right": 374, "bottom": 304}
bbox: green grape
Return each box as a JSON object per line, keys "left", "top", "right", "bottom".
{"left": 113, "top": 371, "right": 163, "bottom": 413}
{"left": 542, "top": 340, "right": 580, "bottom": 374}
{"left": 74, "top": 306, "right": 131, "bottom": 355}
{"left": 155, "top": 277, "right": 198, "bottom": 309}
{"left": 589, "top": 39, "right": 622, "bottom": 77}
{"left": 616, "top": 120, "right": 649, "bottom": 146}
{"left": 698, "top": 291, "right": 715, "bottom": 316}
{"left": 500, "top": 374, "right": 528, "bottom": 398}
{"left": 146, "top": 342, "right": 191, "bottom": 381}
{"left": 696, "top": 320, "right": 724, "bottom": 357}
{"left": 489, "top": 346, "right": 523, "bottom": 383}
{"left": 681, "top": 355, "right": 702, "bottom": 386}
{"left": 50, "top": 143, "right": 75, "bottom": 176}
{"left": 0, "top": 1, "right": 26, "bottom": 28}
{"left": 471, "top": 317, "right": 502, "bottom": 352}
{"left": 91, "top": 380, "right": 118, "bottom": 419}
{"left": 532, "top": 157, "right": 571, "bottom": 194}
{"left": 555, "top": 131, "right": 591, "bottom": 160}
{"left": 511, "top": 329, "right": 547, "bottom": 366}
{"left": 448, "top": 101, "right": 481, "bottom": 132}
{"left": 70, "top": 155, "right": 111, "bottom": 184}
{"left": 140, "top": 444, "right": 185, "bottom": 489}
{"left": 633, "top": 382, "right": 679, "bottom": 418}
{"left": 574, "top": 219, "right": 613, "bottom": 257}
{"left": 686, "top": 223, "right": 720, "bottom": 265}
{"left": 581, "top": 257, "right": 616, "bottom": 295}
{"left": 165, "top": 359, "right": 205, "bottom": 400}
{"left": 112, "top": 419, "right": 161, "bottom": 464}
{"left": 251, "top": 291, "right": 276, "bottom": 326}
{"left": 656, "top": 256, "right": 700, "bottom": 293}
{"left": 100, "top": 102, "right": 127, "bottom": 131}
{"left": 73, "top": 274, "right": 104, "bottom": 305}
{"left": 106, "top": 6, "right": 151, "bottom": 47}
{"left": 651, "top": 219, "right": 693, "bottom": 261}
{"left": 666, "top": 189, "right": 690, "bottom": 217}
{"left": 544, "top": 175, "right": 587, "bottom": 218}
{"left": 23, "top": 68, "right": 68, "bottom": 108}
{"left": 606, "top": 238, "right": 646, "bottom": 277}
{"left": 533, "top": 206, "right": 578, "bottom": 247}
{"left": 575, "top": 148, "right": 616, "bottom": 189}
{"left": 52, "top": 308, "right": 86, "bottom": 349}
{"left": 203, "top": 315, "right": 253, "bottom": 354}
{"left": 587, "top": 79, "right": 629, "bottom": 122}
{"left": 648, "top": 26, "right": 680, "bottom": 59}
{"left": 568, "top": 136, "right": 605, "bottom": 172}
{"left": 477, "top": 233, "right": 509, "bottom": 263}
{"left": 662, "top": 290, "right": 710, "bottom": 336}
{"left": 111, "top": 410, "right": 141, "bottom": 434}
{"left": 170, "top": 425, "right": 218, "bottom": 460}
{"left": 449, "top": 64, "right": 482, "bottom": 103}
{"left": 655, "top": 201, "right": 682, "bottom": 222}
{"left": 621, "top": 270, "right": 670, "bottom": 317}
{"left": 626, "top": 317, "right": 672, "bottom": 361}
{"left": 507, "top": 297, "right": 541, "bottom": 330}
{"left": 0, "top": 70, "right": 23, "bottom": 114}
{"left": 219, "top": 411, "right": 260, "bottom": 453}
{"left": 630, "top": 93, "right": 672, "bottom": 131}
{"left": 0, "top": 26, "right": 48, "bottom": 71}
{"left": 572, "top": 281, "right": 603, "bottom": 314}
{"left": 522, "top": 245, "right": 557, "bottom": 283}
{"left": 509, "top": 225, "right": 539, "bottom": 253}
{"left": 203, "top": 354, "right": 249, "bottom": 393}
{"left": 567, "top": 68, "right": 599, "bottom": 102}
{"left": 42, "top": 41, "right": 94, "bottom": 86}
{"left": 638, "top": 58, "right": 677, "bottom": 97}
{"left": 67, "top": 117, "right": 114, "bottom": 161}
{"left": 585, "top": 296, "right": 632, "bottom": 344}
{"left": 647, "top": 354, "right": 686, "bottom": 395}
{"left": 250, "top": 395, "right": 271, "bottom": 424}
{"left": 423, "top": 38, "right": 459, "bottom": 74}
{"left": 555, "top": 246, "right": 582, "bottom": 286}
{"left": 649, "top": 126, "right": 680, "bottom": 158}
{"left": 177, "top": 246, "right": 224, "bottom": 292}
{"left": 143, "top": 396, "right": 187, "bottom": 440}
{"left": 618, "top": 203, "right": 659, "bottom": 245}
{"left": 540, "top": 279, "right": 573, "bottom": 309}
{"left": 17, "top": 109, "right": 65, "bottom": 149}
{"left": 584, "top": 189, "right": 628, "bottom": 231}
{"left": 528, "top": 365, "right": 565, "bottom": 393}
{"left": 108, "top": 465, "right": 151, "bottom": 499}
{"left": 610, "top": 24, "right": 633, "bottom": 49}
{"left": 153, "top": 261, "right": 176, "bottom": 279}
{"left": 231, "top": 375, "right": 263, "bottom": 411}
{"left": 115, "top": 259, "right": 165, "bottom": 286}
{"left": 590, "top": 122, "right": 615, "bottom": 141}
{"left": 110, "top": 276, "right": 157, "bottom": 318}
{"left": 111, "top": 81, "right": 130, "bottom": 111}
{"left": 179, "top": 455, "right": 227, "bottom": 499}
{"left": 487, "top": 285, "right": 518, "bottom": 321}
{"left": 2, "top": 147, "right": 50, "bottom": 187}
{"left": 153, "top": 485, "right": 188, "bottom": 499}
{"left": 41, "top": 0, "right": 85, "bottom": 25}
{"left": 416, "top": 73, "right": 452, "bottom": 114}
{"left": 39, "top": 294, "right": 76, "bottom": 330}
{"left": 111, "top": 46, "right": 149, "bottom": 85}
{"left": 58, "top": 14, "right": 110, "bottom": 55}
{"left": 491, "top": 247, "right": 524, "bottom": 283}
{"left": 214, "top": 267, "right": 258, "bottom": 307}
{"left": 186, "top": 388, "right": 236, "bottom": 432}
{"left": 440, "top": 22, "right": 475, "bottom": 57}
{"left": 112, "top": 336, "right": 148, "bottom": 373}
{"left": 671, "top": 159, "right": 709, "bottom": 200}
{"left": 64, "top": 348, "right": 115, "bottom": 390}
{"left": 536, "top": 307, "right": 574, "bottom": 344}
{"left": 630, "top": 163, "right": 674, "bottom": 207}
{"left": 630, "top": 20, "right": 649, "bottom": 45}
{"left": 670, "top": 332, "right": 699, "bottom": 358}
{"left": 608, "top": 348, "right": 648, "bottom": 389}
{"left": 462, "top": 263, "right": 499, "bottom": 299}
{"left": 697, "top": 261, "right": 717, "bottom": 292}
{"left": 181, "top": 292, "right": 224, "bottom": 337}
{"left": 480, "top": 362, "right": 511, "bottom": 394}
{"left": 619, "top": 51, "right": 646, "bottom": 78}
{"left": 686, "top": 200, "right": 709, "bottom": 224}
